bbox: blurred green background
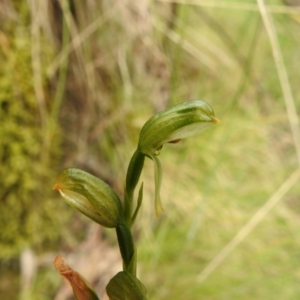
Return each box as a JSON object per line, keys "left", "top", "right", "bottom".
{"left": 1, "top": 0, "right": 300, "bottom": 299}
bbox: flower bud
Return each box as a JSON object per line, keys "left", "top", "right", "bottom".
{"left": 53, "top": 168, "right": 123, "bottom": 228}
{"left": 138, "top": 99, "right": 219, "bottom": 156}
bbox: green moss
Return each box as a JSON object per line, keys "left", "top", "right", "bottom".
{"left": 0, "top": 12, "right": 67, "bottom": 260}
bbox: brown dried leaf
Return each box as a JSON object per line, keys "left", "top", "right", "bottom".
{"left": 53, "top": 255, "right": 100, "bottom": 300}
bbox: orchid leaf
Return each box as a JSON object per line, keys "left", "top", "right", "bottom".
{"left": 106, "top": 271, "right": 147, "bottom": 300}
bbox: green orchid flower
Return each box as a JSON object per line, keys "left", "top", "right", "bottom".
{"left": 138, "top": 99, "right": 219, "bottom": 156}
{"left": 126, "top": 100, "right": 220, "bottom": 217}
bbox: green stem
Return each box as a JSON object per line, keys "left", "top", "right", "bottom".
{"left": 124, "top": 149, "right": 145, "bottom": 226}
{"left": 117, "top": 149, "right": 145, "bottom": 277}
{"left": 116, "top": 223, "right": 136, "bottom": 276}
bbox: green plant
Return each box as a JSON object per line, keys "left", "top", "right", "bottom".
{"left": 53, "top": 99, "right": 219, "bottom": 299}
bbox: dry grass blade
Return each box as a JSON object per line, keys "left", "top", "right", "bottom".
{"left": 29, "top": 0, "right": 48, "bottom": 129}
{"left": 196, "top": 168, "right": 300, "bottom": 283}
{"left": 154, "top": 20, "right": 218, "bottom": 70}
{"left": 47, "top": 2, "right": 123, "bottom": 78}
{"left": 158, "top": 0, "right": 300, "bottom": 14}
{"left": 256, "top": 0, "right": 300, "bottom": 166}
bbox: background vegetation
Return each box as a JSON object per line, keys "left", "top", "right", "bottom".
{"left": 1, "top": 0, "right": 300, "bottom": 299}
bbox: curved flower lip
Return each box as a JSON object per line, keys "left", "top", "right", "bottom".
{"left": 138, "top": 100, "right": 220, "bottom": 156}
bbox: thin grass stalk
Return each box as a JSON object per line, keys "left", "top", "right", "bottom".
{"left": 196, "top": 168, "right": 300, "bottom": 283}
{"left": 46, "top": 2, "right": 123, "bottom": 79}
{"left": 40, "top": 0, "right": 71, "bottom": 166}
{"left": 30, "top": 0, "right": 48, "bottom": 131}
{"left": 256, "top": 0, "right": 300, "bottom": 166}
{"left": 158, "top": 0, "right": 300, "bottom": 15}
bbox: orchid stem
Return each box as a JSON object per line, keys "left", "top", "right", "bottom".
{"left": 124, "top": 149, "right": 145, "bottom": 227}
